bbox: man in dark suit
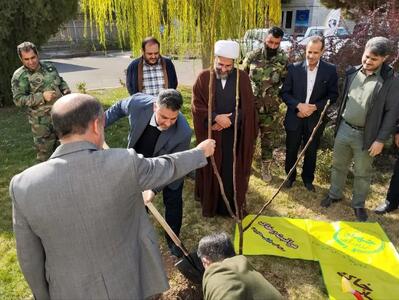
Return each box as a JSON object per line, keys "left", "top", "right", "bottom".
{"left": 126, "top": 36, "right": 178, "bottom": 96}
{"left": 105, "top": 89, "right": 191, "bottom": 257}
{"left": 10, "top": 93, "right": 215, "bottom": 300}
{"left": 281, "top": 36, "right": 338, "bottom": 191}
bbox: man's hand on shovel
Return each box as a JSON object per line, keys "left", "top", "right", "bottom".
{"left": 142, "top": 190, "right": 155, "bottom": 205}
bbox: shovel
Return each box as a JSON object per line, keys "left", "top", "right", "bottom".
{"left": 146, "top": 202, "right": 204, "bottom": 284}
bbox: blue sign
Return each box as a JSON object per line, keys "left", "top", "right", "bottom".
{"left": 295, "top": 10, "right": 309, "bottom": 26}
{"left": 295, "top": 9, "right": 309, "bottom": 33}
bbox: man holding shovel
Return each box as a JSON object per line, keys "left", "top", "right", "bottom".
{"left": 10, "top": 93, "right": 215, "bottom": 300}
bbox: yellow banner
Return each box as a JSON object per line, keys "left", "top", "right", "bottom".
{"left": 235, "top": 216, "right": 399, "bottom": 300}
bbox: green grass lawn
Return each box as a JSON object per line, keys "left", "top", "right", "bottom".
{"left": 1, "top": 87, "right": 398, "bottom": 299}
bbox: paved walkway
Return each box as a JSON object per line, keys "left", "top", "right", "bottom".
{"left": 50, "top": 52, "right": 203, "bottom": 92}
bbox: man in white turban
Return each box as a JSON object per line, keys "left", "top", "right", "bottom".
{"left": 191, "top": 40, "right": 258, "bottom": 217}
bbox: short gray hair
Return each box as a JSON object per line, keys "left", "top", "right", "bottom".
{"left": 197, "top": 232, "right": 236, "bottom": 263}
{"left": 365, "top": 37, "right": 391, "bottom": 57}
{"left": 156, "top": 89, "right": 183, "bottom": 111}
{"left": 17, "top": 41, "right": 38, "bottom": 58}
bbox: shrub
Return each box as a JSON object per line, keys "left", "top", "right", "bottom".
{"left": 76, "top": 82, "right": 87, "bottom": 94}
{"left": 328, "top": 0, "right": 399, "bottom": 75}
{"left": 315, "top": 149, "right": 334, "bottom": 183}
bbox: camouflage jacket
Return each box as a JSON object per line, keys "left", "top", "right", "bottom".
{"left": 11, "top": 61, "right": 69, "bottom": 113}
{"left": 243, "top": 47, "right": 288, "bottom": 111}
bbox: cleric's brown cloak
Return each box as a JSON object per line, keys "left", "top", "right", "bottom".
{"left": 191, "top": 68, "right": 258, "bottom": 217}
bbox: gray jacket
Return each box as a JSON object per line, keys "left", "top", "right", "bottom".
{"left": 10, "top": 141, "right": 207, "bottom": 300}
{"left": 105, "top": 93, "right": 192, "bottom": 191}
{"left": 336, "top": 63, "right": 399, "bottom": 149}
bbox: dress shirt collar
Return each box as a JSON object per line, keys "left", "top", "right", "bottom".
{"left": 50, "top": 141, "right": 98, "bottom": 159}
{"left": 150, "top": 113, "right": 165, "bottom": 131}
{"left": 306, "top": 59, "right": 320, "bottom": 71}
{"left": 361, "top": 65, "right": 382, "bottom": 77}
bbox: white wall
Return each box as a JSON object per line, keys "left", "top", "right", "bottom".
{"left": 281, "top": 0, "right": 354, "bottom": 35}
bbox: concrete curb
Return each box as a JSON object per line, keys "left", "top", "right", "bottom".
{"left": 41, "top": 50, "right": 130, "bottom": 59}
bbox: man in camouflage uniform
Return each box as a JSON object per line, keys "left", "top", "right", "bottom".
{"left": 11, "top": 41, "right": 70, "bottom": 162}
{"left": 243, "top": 27, "right": 288, "bottom": 182}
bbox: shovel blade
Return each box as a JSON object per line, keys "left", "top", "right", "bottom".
{"left": 175, "top": 252, "right": 204, "bottom": 284}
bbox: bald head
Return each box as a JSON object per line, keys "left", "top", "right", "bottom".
{"left": 51, "top": 93, "right": 104, "bottom": 139}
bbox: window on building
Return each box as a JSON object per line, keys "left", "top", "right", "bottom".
{"left": 281, "top": 11, "right": 285, "bottom": 27}
{"left": 286, "top": 11, "right": 293, "bottom": 29}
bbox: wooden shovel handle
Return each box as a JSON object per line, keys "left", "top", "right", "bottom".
{"left": 146, "top": 202, "right": 189, "bottom": 257}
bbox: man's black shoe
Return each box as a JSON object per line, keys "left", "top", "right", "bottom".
{"left": 374, "top": 202, "right": 397, "bottom": 215}
{"left": 304, "top": 182, "right": 315, "bottom": 192}
{"left": 169, "top": 244, "right": 184, "bottom": 258}
{"left": 283, "top": 180, "right": 294, "bottom": 189}
{"left": 353, "top": 208, "right": 368, "bottom": 222}
{"left": 320, "top": 195, "right": 342, "bottom": 208}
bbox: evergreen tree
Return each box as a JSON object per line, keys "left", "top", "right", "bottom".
{"left": 0, "top": 0, "right": 78, "bottom": 106}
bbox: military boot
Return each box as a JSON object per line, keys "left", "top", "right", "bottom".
{"left": 261, "top": 160, "right": 272, "bottom": 182}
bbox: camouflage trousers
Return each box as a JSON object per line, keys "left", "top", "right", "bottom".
{"left": 28, "top": 110, "right": 58, "bottom": 162}
{"left": 258, "top": 108, "right": 281, "bottom": 161}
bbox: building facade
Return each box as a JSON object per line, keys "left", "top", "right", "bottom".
{"left": 281, "top": 0, "right": 354, "bottom": 35}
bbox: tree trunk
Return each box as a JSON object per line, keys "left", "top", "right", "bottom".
{"left": 201, "top": 42, "right": 212, "bottom": 69}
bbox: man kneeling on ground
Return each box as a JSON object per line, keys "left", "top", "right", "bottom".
{"left": 197, "top": 232, "right": 283, "bottom": 300}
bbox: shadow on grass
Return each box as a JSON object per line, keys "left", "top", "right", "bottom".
{"left": 52, "top": 62, "right": 97, "bottom": 73}
{"left": 1, "top": 85, "right": 397, "bottom": 299}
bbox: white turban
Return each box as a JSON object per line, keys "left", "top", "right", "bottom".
{"left": 214, "top": 40, "right": 240, "bottom": 59}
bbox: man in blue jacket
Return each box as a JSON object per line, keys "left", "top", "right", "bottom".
{"left": 126, "top": 37, "right": 178, "bottom": 96}
{"left": 105, "top": 89, "right": 191, "bottom": 257}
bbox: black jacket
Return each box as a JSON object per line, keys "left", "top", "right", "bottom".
{"left": 336, "top": 63, "right": 399, "bottom": 149}
{"left": 281, "top": 60, "right": 339, "bottom": 131}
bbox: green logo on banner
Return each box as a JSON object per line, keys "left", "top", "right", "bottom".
{"left": 333, "top": 228, "right": 385, "bottom": 254}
